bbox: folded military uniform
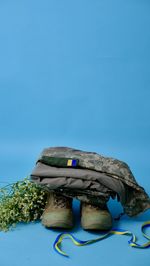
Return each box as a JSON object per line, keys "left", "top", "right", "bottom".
{"left": 30, "top": 146, "right": 150, "bottom": 217}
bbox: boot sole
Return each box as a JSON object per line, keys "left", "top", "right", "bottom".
{"left": 42, "top": 220, "right": 74, "bottom": 229}
{"left": 82, "top": 224, "right": 112, "bottom": 231}
{"left": 82, "top": 225, "right": 112, "bottom": 231}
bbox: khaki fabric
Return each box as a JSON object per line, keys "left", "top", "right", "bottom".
{"left": 30, "top": 146, "right": 150, "bottom": 217}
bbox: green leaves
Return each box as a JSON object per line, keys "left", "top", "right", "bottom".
{"left": 0, "top": 177, "right": 48, "bottom": 231}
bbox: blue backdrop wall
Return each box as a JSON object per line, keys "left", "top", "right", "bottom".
{"left": 0, "top": 1, "right": 150, "bottom": 266}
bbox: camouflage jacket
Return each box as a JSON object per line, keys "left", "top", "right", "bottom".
{"left": 30, "top": 146, "right": 150, "bottom": 217}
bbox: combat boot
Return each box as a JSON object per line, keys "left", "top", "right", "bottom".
{"left": 41, "top": 191, "right": 74, "bottom": 229}
{"left": 80, "top": 202, "right": 112, "bottom": 230}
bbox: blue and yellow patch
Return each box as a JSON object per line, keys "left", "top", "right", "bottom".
{"left": 67, "top": 159, "right": 78, "bottom": 167}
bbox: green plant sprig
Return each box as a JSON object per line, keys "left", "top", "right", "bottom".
{"left": 0, "top": 177, "right": 48, "bottom": 232}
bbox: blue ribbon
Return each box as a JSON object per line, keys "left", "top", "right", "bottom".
{"left": 53, "top": 221, "right": 150, "bottom": 257}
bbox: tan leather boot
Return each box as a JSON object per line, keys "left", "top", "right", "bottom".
{"left": 41, "top": 192, "right": 74, "bottom": 229}
{"left": 80, "top": 202, "right": 113, "bottom": 230}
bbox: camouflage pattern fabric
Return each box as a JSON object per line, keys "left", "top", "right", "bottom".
{"left": 30, "top": 146, "right": 150, "bottom": 217}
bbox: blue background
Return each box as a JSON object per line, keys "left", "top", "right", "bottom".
{"left": 0, "top": 0, "right": 150, "bottom": 265}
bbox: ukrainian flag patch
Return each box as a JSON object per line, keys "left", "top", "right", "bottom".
{"left": 67, "top": 159, "right": 78, "bottom": 167}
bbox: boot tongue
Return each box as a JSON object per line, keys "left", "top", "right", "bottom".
{"left": 82, "top": 202, "right": 108, "bottom": 211}
{"left": 54, "top": 193, "right": 72, "bottom": 208}
{"left": 87, "top": 204, "right": 100, "bottom": 210}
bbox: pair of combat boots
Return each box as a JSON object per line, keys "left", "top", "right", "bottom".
{"left": 41, "top": 192, "right": 113, "bottom": 230}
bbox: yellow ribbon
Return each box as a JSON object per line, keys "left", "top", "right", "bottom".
{"left": 53, "top": 221, "right": 150, "bottom": 257}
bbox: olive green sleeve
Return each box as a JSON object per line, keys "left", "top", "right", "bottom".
{"left": 37, "top": 155, "right": 79, "bottom": 168}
